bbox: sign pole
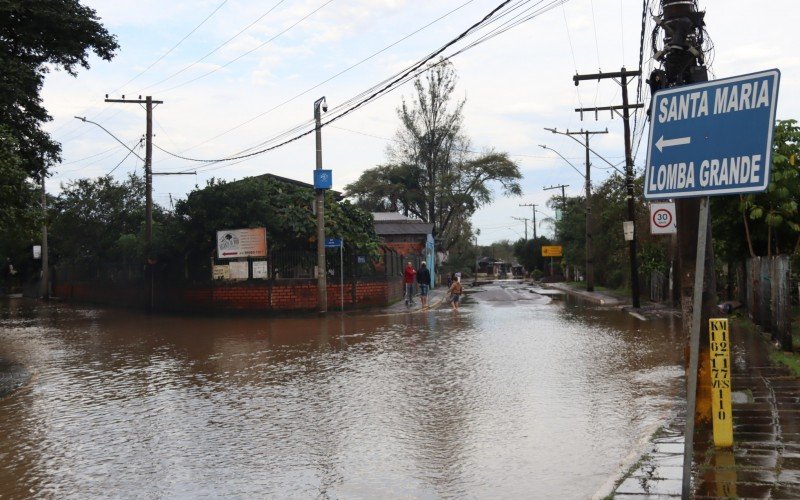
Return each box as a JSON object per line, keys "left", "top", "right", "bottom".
{"left": 682, "top": 196, "right": 710, "bottom": 498}
{"left": 340, "top": 241, "right": 344, "bottom": 312}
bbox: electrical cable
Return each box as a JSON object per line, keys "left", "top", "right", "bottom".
{"left": 154, "top": 0, "right": 538, "bottom": 166}
{"left": 107, "top": 138, "right": 145, "bottom": 175}
{"left": 168, "top": 0, "right": 479, "bottom": 155}
{"left": 109, "top": 0, "right": 230, "bottom": 94}
{"left": 136, "top": 0, "right": 289, "bottom": 93}
{"left": 187, "top": 0, "right": 570, "bottom": 171}
{"left": 158, "top": 0, "right": 335, "bottom": 94}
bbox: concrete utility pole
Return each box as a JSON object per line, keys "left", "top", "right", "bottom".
{"left": 650, "top": 1, "right": 714, "bottom": 496}
{"left": 105, "top": 95, "right": 163, "bottom": 312}
{"left": 572, "top": 70, "right": 644, "bottom": 307}
{"left": 40, "top": 176, "right": 49, "bottom": 300}
{"left": 314, "top": 97, "right": 328, "bottom": 314}
{"left": 519, "top": 204, "right": 537, "bottom": 239}
{"left": 546, "top": 128, "right": 607, "bottom": 292}
{"left": 544, "top": 184, "right": 568, "bottom": 240}
{"left": 512, "top": 217, "right": 529, "bottom": 240}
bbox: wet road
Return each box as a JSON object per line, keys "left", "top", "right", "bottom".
{"left": 0, "top": 284, "right": 684, "bottom": 498}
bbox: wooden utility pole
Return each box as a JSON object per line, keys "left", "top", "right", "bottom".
{"left": 572, "top": 69, "right": 644, "bottom": 306}
{"left": 519, "top": 204, "right": 537, "bottom": 239}
{"left": 512, "top": 217, "right": 529, "bottom": 240}
{"left": 547, "top": 128, "right": 607, "bottom": 292}
{"left": 105, "top": 96, "right": 163, "bottom": 311}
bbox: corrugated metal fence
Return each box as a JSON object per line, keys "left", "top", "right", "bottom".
{"left": 745, "top": 255, "right": 793, "bottom": 350}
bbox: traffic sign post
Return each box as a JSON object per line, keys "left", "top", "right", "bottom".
{"left": 324, "top": 238, "right": 344, "bottom": 311}
{"left": 644, "top": 69, "right": 780, "bottom": 200}
{"left": 644, "top": 69, "right": 781, "bottom": 495}
{"left": 650, "top": 202, "right": 677, "bottom": 235}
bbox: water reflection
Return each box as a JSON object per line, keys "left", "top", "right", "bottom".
{"left": 0, "top": 290, "right": 683, "bottom": 498}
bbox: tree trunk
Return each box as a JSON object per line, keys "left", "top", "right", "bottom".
{"left": 741, "top": 195, "right": 756, "bottom": 258}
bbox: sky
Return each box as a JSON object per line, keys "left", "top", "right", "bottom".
{"left": 42, "top": 0, "right": 800, "bottom": 245}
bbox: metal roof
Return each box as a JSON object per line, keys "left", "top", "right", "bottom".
{"left": 372, "top": 212, "right": 433, "bottom": 235}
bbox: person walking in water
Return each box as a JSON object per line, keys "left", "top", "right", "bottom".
{"left": 403, "top": 261, "right": 416, "bottom": 306}
{"left": 448, "top": 274, "right": 463, "bottom": 311}
{"left": 416, "top": 261, "right": 431, "bottom": 308}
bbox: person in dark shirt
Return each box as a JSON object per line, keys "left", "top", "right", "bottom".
{"left": 416, "top": 261, "right": 431, "bottom": 308}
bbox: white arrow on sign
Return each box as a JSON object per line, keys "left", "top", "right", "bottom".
{"left": 655, "top": 135, "right": 692, "bottom": 153}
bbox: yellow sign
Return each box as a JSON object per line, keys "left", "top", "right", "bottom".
{"left": 541, "top": 245, "right": 563, "bottom": 257}
{"left": 709, "top": 318, "right": 733, "bottom": 448}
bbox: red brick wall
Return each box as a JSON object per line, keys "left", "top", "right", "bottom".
{"left": 55, "top": 276, "right": 404, "bottom": 313}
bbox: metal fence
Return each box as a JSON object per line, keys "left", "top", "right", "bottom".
{"left": 55, "top": 246, "right": 402, "bottom": 286}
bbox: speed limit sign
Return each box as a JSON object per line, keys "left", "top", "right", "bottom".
{"left": 650, "top": 202, "right": 677, "bottom": 235}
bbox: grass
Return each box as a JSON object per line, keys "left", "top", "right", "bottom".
{"left": 734, "top": 310, "right": 800, "bottom": 377}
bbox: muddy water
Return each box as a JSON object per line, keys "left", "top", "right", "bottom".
{"left": 0, "top": 287, "right": 684, "bottom": 498}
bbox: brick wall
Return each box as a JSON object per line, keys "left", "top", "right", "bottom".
{"left": 55, "top": 276, "right": 404, "bottom": 313}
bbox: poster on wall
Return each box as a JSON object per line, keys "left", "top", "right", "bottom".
{"left": 229, "top": 261, "right": 249, "bottom": 280}
{"left": 252, "top": 261, "right": 269, "bottom": 279}
{"left": 212, "top": 265, "right": 230, "bottom": 280}
{"left": 216, "top": 228, "right": 267, "bottom": 259}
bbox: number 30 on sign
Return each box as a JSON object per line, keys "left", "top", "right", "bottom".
{"left": 649, "top": 202, "right": 677, "bottom": 235}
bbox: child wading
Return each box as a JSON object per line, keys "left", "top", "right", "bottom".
{"left": 447, "top": 274, "right": 463, "bottom": 311}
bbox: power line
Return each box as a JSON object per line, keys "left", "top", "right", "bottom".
{"left": 186, "top": 0, "right": 565, "bottom": 165}
{"left": 108, "top": 138, "right": 145, "bottom": 175}
{"left": 158, "top": 0, "right": 335, "bottom": 94}
{"left": 110, "top": 0, "right": 230, "bottom": 94}
{"left": 154, "top": 0, "right": 539, "bottom": 166}
{"left": 169, "top": 0, "right": 479, "bottom": 156}
{"left": 136, "top": 0, "right": 289, "bottom": 93}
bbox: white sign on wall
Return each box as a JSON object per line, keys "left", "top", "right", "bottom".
{"left": 229, "top": 261, "right": 249, "bottom": 280}
{"left": 650, "top": 202, "right": 678, "bottom": 235}
{"left": 252, "top": 261, "right": 269, "bottom": 279}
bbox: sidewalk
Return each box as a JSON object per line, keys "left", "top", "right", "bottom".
{"left": 382, "top": 286, "right": 450, "bottom": 314}
{"left": 542, "top": 281, "right": 625, "bottom": 306}
{"left": 607, "top": 319, "right": 800, "bottom": 498}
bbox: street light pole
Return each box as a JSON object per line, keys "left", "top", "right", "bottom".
{"left": 314, "top": 97, "right": 328, "bottom": 314}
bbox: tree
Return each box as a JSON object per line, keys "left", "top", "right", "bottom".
{"left": 345, "top": 60, "right": 522, "bottom": 251}
{"left": 0, "top": 0, "right": 118, "bottom": 176}
{"left": 172, "top": 176, "right": 379, "bottom": 261}
{"left": 739, "top": 119, "right": 800, "bottom": 256}
{"left": 49, "top": 174, "right": 148, "bottom": 266}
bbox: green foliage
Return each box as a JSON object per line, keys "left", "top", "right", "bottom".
{"left": 513, "top": 236, "right": 552, "bottom": 272}
{"left": 551, "top": 173, "right": 659, "bottom": 289}
{"left": 174, "top": 176, "right": 379, "bottom": 255}
{"left": 49, "top": 174, "right": 147, "bottom": 265}
{"left": 0, "top": 0, "right": 118, "bottom": 178}
{"left": 345, "top": 60, "right": 522, "bottom": 251}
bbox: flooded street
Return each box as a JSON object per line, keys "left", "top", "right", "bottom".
{"left": 0, "top": 285, "right": 684, "bottom": 498}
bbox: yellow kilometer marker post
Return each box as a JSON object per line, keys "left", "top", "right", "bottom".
{"left": 709, "top": 318, "right": 733, "bottom": 447}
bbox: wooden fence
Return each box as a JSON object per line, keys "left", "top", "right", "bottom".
{"left": 745, "top": 256, "right": 793, "bottom": 350}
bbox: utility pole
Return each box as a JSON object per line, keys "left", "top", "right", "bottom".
{"left": 546, "top": 128, "right": 607, "bottom": 292}
{"left": 544, "top": 184, "right": 568, "bottom": 239}
{"left": 572, "top": 69, "right": 644, "bottom": 307}
{"left": 511, "top": 217, "right": 529, "bottom": 240}
{"left": 519, "top": 204, "right": 537, "bottom": 239}
{"left": 650, "top": 1, "right": 714, "bottom": 497}
{"left": 314, "top": 97, "right": 328, "bottom": 314}
{"left": 40, "top": 175, "right": 49, "bottom": 300}
{"left": 105, "top": 95, "right": 163, "bottom": 312}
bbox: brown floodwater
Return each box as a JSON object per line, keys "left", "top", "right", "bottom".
{"left": 0, "top": 284, "right": 684, "bottom": 498}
